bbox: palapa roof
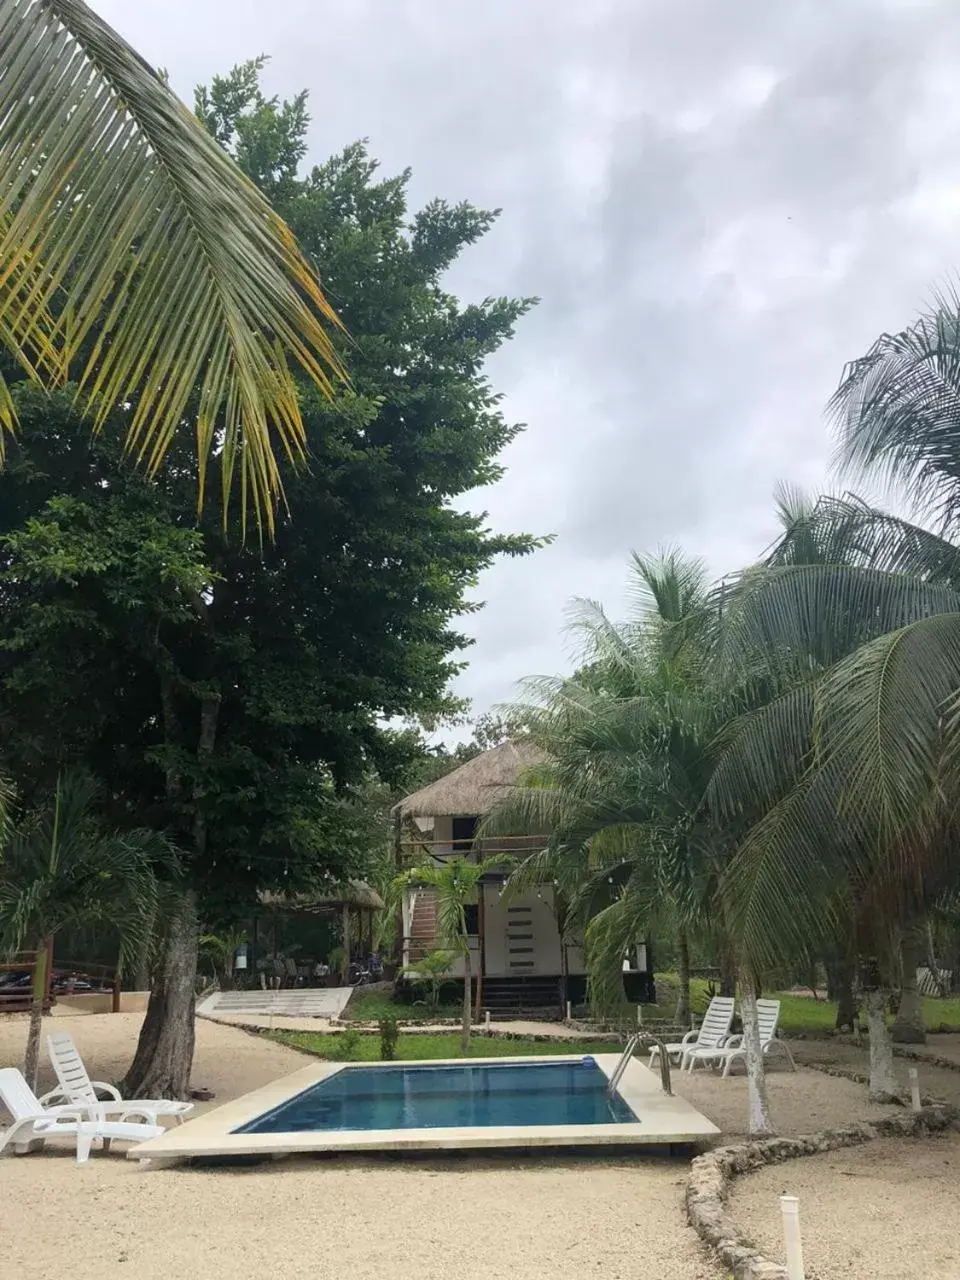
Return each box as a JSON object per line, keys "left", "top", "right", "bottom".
{"left": 393, "top": 739, "right": 548, "bottom": 819}
{"left": 258, "top": 879, "right": 383, "bottom": 912}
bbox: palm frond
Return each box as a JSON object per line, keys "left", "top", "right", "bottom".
{"left": 816, "top": 612, "right": 960, "bottom": 842}
{"left": 830, "top": 298, "right": 960, "bottom": 532}
{"left": 1, "top": 1, "right": 346, "bottom": 532}
{"left": 716, "top": 562, "right": 960, "bottom": 673}
{"left": 766, "top": 492, "right": 960, "bottom": 585}
{"left": 707, "top": 679, "right": 817, "bottom": 822}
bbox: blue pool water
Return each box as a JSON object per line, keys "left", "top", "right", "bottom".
{"left": 234, "top": 1058, "right": 638, "bottom": 1133}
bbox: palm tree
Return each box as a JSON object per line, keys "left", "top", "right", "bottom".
{"left": 709, "top": 480, "right": 960, "bottom": 1101}
{"left": 1, "top": 1, "right": 345, "bottom": 532}
{"left": 0, "top": 771, "right": 176, "bottom": 1088}
{"left": 491, "top": 553, "right": 730, "bottom": 1015}
{"left": 390, "top": 857, "right": 502, "bottom": 1053}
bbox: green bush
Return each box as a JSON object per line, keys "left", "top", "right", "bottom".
{"left": 379, "top": 1017, "right": 399, "bottom": 1060}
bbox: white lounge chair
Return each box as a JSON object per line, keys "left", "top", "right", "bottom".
{"left": 40, "top": 1031, "right": 193, "bottom": 1125}
{"left": 685, "top": 998, "right": 796, "bottom": 1075}
{"left": 0, "top": 1067, "right": 163, "bottom": 1162}
{"left": 648, "top": 995, "right": 735, "bottom": 1071}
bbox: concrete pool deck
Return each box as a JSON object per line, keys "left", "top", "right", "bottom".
{"left": 127, "top": 1053, "right": 720, "bottom": 1164}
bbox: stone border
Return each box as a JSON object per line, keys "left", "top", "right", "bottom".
{"left": 199, "top": 1013, "right": 618, "bottom": 1048}
{"left": 802, "top": 1058, "right": 945, "bottom": 1106}
{"left": 686, "top": 1104, "right": 960, "bottom": 1280}
{"left": 894, "top": 1044, "right": 960, "bottom": 1074}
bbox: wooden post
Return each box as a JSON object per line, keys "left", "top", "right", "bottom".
{"left": 43, "top": 936, "right": 54, "bottom": 1012}
{"left": 112, "top": 969, "right": 122, "bottom": 1014}
{"left": 393, "top": 809, "right": 404, "bottom": 969}
{"left": 341, "top": 902, "right": 350, "bottom": 981}
{"left": 475, "top": 884, "right": 485, "bottom": 1020}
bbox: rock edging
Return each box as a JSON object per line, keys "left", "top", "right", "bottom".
{"left": 686, "top": 1104, "right": 960, "bottom": 1280}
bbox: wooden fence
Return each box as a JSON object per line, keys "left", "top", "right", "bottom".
{"left": 0, "top": 944, "right": 120, "bottom": 1014}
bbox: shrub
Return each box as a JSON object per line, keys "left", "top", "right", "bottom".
{"left": 379, "top": 1017, "right": 399, "bottom": 1060}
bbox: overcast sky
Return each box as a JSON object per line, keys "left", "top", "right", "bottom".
{"left": 95, "top": 0, "right": 960, "bottom": 738}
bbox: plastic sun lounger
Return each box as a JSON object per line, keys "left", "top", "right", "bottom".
{"left": 0, "top": 1067, "right": 163, "bottom": 1163}
{"left": 40, "top": 1031, "right": 193, "bottom": 1125}
{"left": 648, "top": 995, "right": 735, "bottom": 1071}
{"left": 684, "top": 998, "right": 797, "bottom": 1075}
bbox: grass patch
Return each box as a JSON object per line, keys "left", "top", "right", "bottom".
{"left": 342, "top": 988, "right": 462, "bottom": 1022}
{"left": 268, "top": 1030, "right": 620, "bottom": 1062}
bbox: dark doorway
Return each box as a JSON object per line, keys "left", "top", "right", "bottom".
{"left": 452, "top": 815, "right": 478, "bottom": 852}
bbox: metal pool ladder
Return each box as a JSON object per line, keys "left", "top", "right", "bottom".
{"left": 607, "top": 1031, "right": 672, "bottom": 1097}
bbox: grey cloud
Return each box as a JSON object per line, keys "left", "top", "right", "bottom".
{"left": 93, "top": 0, "right": 960, "bottom": 731}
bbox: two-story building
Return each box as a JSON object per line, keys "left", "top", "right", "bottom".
{"left": 393, "top": 740, "right": 654, "bottom": 1019}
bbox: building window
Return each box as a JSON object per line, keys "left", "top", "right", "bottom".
{"left": 463, "top": 904, "right": 479, "bottom": 936}
{"left": 452, "top": 815, "right": 478, "bottom": 852}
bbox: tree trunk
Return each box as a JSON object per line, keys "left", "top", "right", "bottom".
{"left": 23, "top": 940, "right": 50, "bottom": 1092}
{"left": 738, "top": 968, "right": 776, "bottom": 1137}
{"left": 925, "top": 922, "right": 950, "bottom": 999}
{"left": 121, "top": 890, "right": 199, "bottom": 1100}
{"left": 719, "top": 941, "right": 737, "bottom": 999}
{"left": 675, "top": 933, "right": 692, "bottom": 1027}
{"left": 460, "top": 947, "right": 472, "bottom": 1055}
{"left": 832, "top": 953, "right": 858, "bottom": 1033}
{"left": 892, "top": 936, "right": 926, "bottom": 1044}
{"left": 864, "top": 988, "right": 902, "bottom": 1102}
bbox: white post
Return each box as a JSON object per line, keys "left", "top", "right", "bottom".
{"left": 485, "top": 1009, "right": 491, "bottom": 1029}
{"left": 909, "top": 1066, "right": 921, "bottom": 1111}
{"left": 780, "top": 1195, "right": 805, "bottom": 1280}
{"left": 636, "top": 1004, "right": 643, "bottom": 1026}
{"left": 566, "top": 1000, "right": 572, "bottom": 1022}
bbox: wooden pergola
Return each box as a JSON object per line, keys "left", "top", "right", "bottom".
{"left": 257, "top": 880, "right": 384, "bottom": 981}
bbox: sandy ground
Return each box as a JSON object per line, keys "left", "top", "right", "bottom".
{"left": 0, "top": 1012, "right": 932, "bottom": 1280}
{"left": 732, "top": 1133, "right": 960, "bottom": 1280}
{"left": 791, "top": 1037, "right": 960, "bottom": 1107}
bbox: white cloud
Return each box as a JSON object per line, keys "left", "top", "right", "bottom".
{"left": 91, "top": 0, "right": 960, "bottom": 734}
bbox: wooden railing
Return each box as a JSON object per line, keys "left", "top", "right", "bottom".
{"left": 0, "top": 949, "right": 121, "bottom": 1014}
{"left": 399, "top": 835, "right": 548, "bottom": 864}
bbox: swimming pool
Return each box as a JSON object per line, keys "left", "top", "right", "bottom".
{"left": 127, "top": 1054, "right": 720, "bottom": 1165}
{"left": 233, "top": 1058, "right": 636, "bottom": 1133}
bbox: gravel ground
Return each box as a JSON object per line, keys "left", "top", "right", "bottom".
{"left": 0, "top": 1013, "right": 914, "bottom": 1280}
{"left": 731, "top": 1133, "right": 960, "bottom": 1280}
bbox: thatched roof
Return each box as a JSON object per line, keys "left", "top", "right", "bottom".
{"left": 393, "top": 740, "right": 548, "bottom": 819}
{"left": 258, "top": 879, "right": 383, "bottom": 912}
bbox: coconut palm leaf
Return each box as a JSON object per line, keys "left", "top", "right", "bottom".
{"left": 715, "top": 562, "right": 960, "bottom": 673}
{"left": 767, "top": 491, "right": 960, "bottom": 586}
{"left": 0, "top": 0, "right": 345, "bottom": 532}
{"left": 830, "top": 298, "right": 960, "bottom": 533}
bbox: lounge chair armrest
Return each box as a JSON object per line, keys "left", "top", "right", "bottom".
{"left": 723, "top": 1034, "right": 744, "bottom": 1049}
{"left": 89, "top": 1081, "right": 123, "bottom": 1102}
{"left": 48, "top": 1102, "right": 110, "bottom": 1122}
{"left": 679, "top": 1030, "right": 698, "bottom": 1046}
{"left": 37, "top": 1087, "right": 70, "bottom": 1107}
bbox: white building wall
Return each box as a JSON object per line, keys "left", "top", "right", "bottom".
{"left": 481, "top": 884, "right": 584, "bottom": 977}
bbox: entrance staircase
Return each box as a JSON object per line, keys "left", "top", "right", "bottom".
{"left": 481, "top": 976, "right": 563, "bottom": 1021}
{"left": 406, "top": 888, "right": 438, "bottom": 965}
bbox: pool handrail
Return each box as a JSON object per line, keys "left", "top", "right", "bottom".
{"left": 608, "top": 1031, "right": 672, "bottom": 1096}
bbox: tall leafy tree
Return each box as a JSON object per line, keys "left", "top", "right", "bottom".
{"left": 0, "top": 65, "right": 543, "bottom": 1097}
{"left": 1, "top": 3, "right": 345, "bottom": 530}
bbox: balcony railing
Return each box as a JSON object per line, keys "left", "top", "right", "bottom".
{"left": 399, "top": 834, "right": 547, "bottom": 865}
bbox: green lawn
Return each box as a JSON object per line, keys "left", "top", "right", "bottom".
{"left": 268, "top": 1030, "right": 619, "bottom": 1062}
{"left": 342, "top": 988, "right": 462, "bottom": 1022}
{"left": 648, "top": 974, "right": 960, "bottom": 1034}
